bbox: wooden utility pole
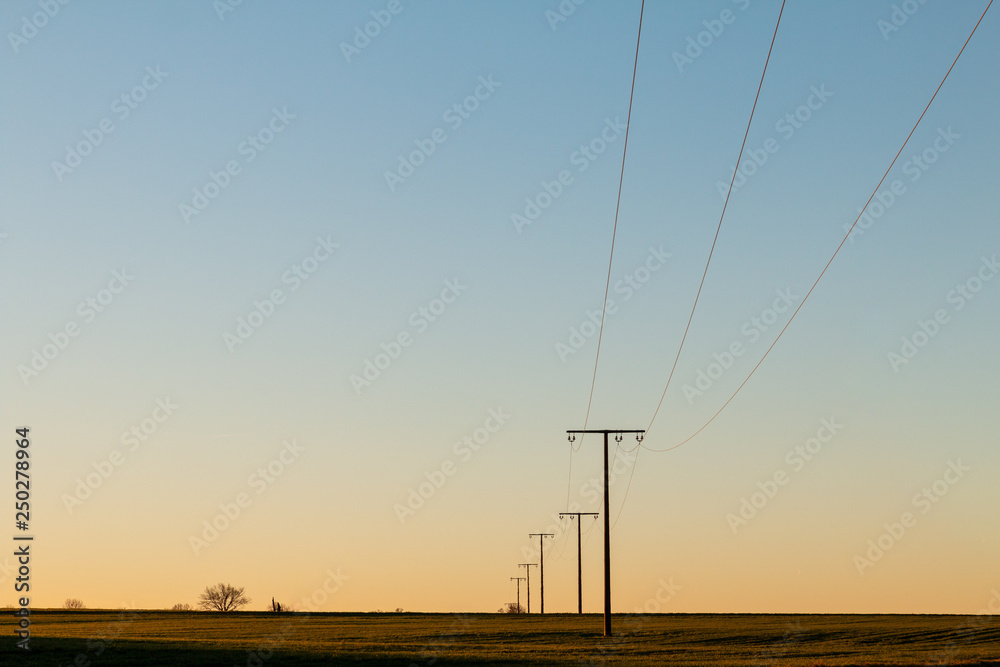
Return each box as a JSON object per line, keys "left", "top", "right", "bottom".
{"left": 510, "top": 577, "right": 525, "bottom": 613}
{"left": 518, "top": 563, "right": 537, "bottom": 613}
{"left": 566, "top": 429, "right": 644, "bottom": 636}
{"left": 528, "top": 533, "right": 554, "bottom": 613}
{"left": 559, "top": 512, "right": 599, "bottom": 614}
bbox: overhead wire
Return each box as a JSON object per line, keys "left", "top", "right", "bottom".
{"left": 580, "top": 511, "right": 601, "bottom": 551}
{"left": 641, "top": 0, "right": 994, "bottom": 454}
{"left": 610, "top": 0, "right": 788, "bottom": 529}
{"left": 565, "top": 0, "right": 646, "bottom": 511}
{"left": 550, "top": 515, "right": 575, "bottom": 562}
{"left": 642, "top": 0, "right": 787, "bottom": 441}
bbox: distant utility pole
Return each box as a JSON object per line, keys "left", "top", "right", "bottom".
{"left": 518, "top": 563, "right": 537, "bottom": 613}
{"left": 559, "top": 512, "right": 599, "bottom": 614}
{"left": 566, "top": 429, "right": 644, "bottom": 637}
{"left": 528, "top": 533, "right": 555, "bottom": 613}
{"left": 510, "top": 577, "right": 525, "bottom": 613}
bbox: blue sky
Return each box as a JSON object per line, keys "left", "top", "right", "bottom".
{"left": 2, "top": 0, "right": 998, "bottom": 613}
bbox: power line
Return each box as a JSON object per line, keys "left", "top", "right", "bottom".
{"left": 642, "top": 0, "right": 994, "bottom": 454}
{"left": 643, "top": 0, "right": 787, "bottom": 440}
{"left": 567, "top": 0, "right": 646, "bottom": 511}
{"left": 550, "top": 515, "right": 575, "bottom": 562}
{"left": 611, "top": 446, "right": 642, "bottom": 532}
{"left": 564, "top": 442, "right": 574, "bottom": 510}
{"left": 581, "top": 509, "right": 600, "bottom": 544}
{"left": 610, "top": 0, "right": 787, "bottom": 529}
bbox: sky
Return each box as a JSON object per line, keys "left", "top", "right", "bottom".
{"left": 1, "top": 0, "right": 998, "bottom": 615}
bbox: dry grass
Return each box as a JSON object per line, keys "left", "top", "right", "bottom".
{"left": 2, "top": 610, "right": 999, "bottom": 665}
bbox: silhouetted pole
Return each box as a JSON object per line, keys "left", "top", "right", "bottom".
{"left": 510, "top": 577, "right": 525, "bottom": 613}
{"left": 518, "top": 563, "right": 537, "bottom": 613}
{"left": 529, "top": 533, "right": 554, "bottom": 613}
{"left": 566, "top": 429, "right": 644, "bottom": 636}
{"left": 559, "top": 512, "right": 599, "bottom": 614}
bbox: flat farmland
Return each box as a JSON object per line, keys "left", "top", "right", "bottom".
{"left": 2, "top": 611, "right": 999, "bottom": 665}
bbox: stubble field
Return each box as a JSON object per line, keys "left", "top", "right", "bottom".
{"left": 3, "top": 610, "right": 1000, "bottom": 665}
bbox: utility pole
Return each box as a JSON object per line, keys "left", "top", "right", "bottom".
{"left": 566, "top": 429, "right": 644, "bottom": 637}
{"left": 528, "top": 533, "right": 554, "bottom": 613}
{"left": 518, "top": 563, "right": 537, "bottom": 613}
{"left": 558, "top": 512, "right": 599, "bottom": 614}
{"left": 510, "top": 577, "right": 525, "bottom": 613}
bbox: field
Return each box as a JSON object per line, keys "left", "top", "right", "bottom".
{"left": 3, "top": 611, "right": 1000, "bottom": 666}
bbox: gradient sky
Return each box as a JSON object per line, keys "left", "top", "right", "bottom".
{"left": 2, "top": 0, "right": 998, "bottom": 615}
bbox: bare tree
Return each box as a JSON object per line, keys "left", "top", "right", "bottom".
{"left": 64, "top": 599, "right": 85, "bottom": 610}
{"left": 500, "top": 602, "right": 525, "bottom": 614}
{"left": 171, "top": 603, "right": 192, "bottom": 611}
{"left": 198, "top": 583, "right": 251, "bottom": 612}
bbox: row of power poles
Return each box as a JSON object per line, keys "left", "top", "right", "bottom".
{"left": 508, "top": 430, "right": 643, "bottom": 637}
{"left": 512, "top": 514, "right": 598, "bottom": 614}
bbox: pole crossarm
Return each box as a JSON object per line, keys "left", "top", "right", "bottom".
{"left": 566, "top": 429, "right": 646, "bottom": 435}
